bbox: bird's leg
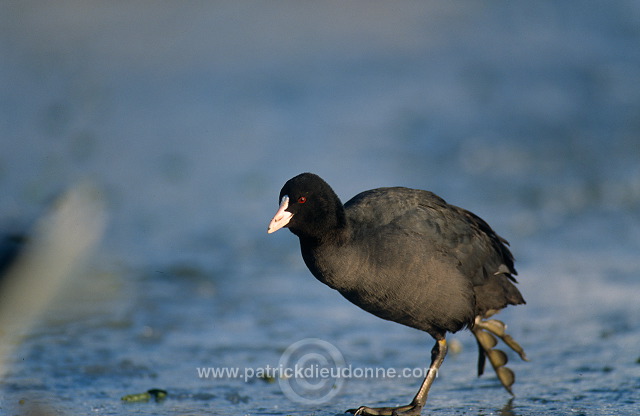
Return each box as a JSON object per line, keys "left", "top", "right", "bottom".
{"left": 346, "top": 339, "right": 448, "bottom": 416}
{"left": 472, "top": 316, "right": 528, "bottom": 394}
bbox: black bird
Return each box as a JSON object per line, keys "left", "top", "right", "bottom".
{"left": 268, "top": 173, "right": 527, "bottom": 415}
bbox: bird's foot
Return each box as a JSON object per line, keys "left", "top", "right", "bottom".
{"left": 472, "top": 316, "right": 528, "bottom": 394}
{"left": 474, "top": 317, "right": 528, "bottom": 361}
{"left": 346, "top": 402, "right": 423, "bottom": 416}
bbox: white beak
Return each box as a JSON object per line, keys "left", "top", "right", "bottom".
{"left": 267, "top": 196, "right": 293, "bottom": 233}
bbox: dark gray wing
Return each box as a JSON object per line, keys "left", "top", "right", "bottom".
{"left": 344, "top": 187, "right": 517, "bottom": 287}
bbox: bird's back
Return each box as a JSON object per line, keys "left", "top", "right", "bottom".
{"left": 334, "top": 187, "right": 524, "bottom": 334}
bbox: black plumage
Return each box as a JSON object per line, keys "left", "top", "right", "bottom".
{"left": 268, "top": 173, "right": 527, "bottom": 415}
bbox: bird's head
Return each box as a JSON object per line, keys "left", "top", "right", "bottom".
{"left": 267, "top": 173, "right": 345, "bottom": 240}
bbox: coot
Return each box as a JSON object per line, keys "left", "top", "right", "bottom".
{"left": 268, "top": 173, "right": 527, "bottom": 415}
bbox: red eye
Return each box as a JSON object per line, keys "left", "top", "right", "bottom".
{"left": 298, "top": 196, "right": 307, "bottom": 204}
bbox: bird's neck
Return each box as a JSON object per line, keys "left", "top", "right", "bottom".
{"left": 299, "top": 228, "right": 353, "bottom": 291}
{"left": 292, "top": 199, "right": 348, "bottom": 244}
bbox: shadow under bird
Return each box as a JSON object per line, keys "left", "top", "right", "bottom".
{"left": 268, "top": 173, "right": 528, "bottom": 415}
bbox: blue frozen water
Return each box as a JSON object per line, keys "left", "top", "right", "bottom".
{"left": 1, "top": 2, "right": 639, "bottom": 415}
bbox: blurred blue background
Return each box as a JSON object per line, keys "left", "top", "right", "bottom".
{"left": 1, "top": 2, "right": 639, "bottom": 415}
